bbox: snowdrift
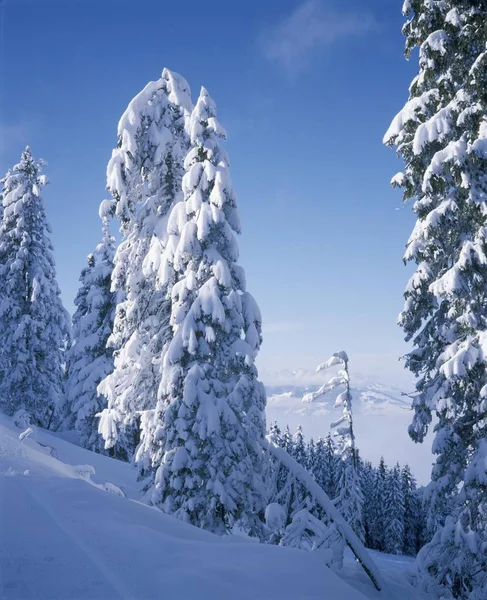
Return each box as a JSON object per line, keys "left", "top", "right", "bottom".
{"left": 0, "top": 413, "right": 430, "bottom": 599}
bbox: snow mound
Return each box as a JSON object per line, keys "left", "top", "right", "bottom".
{"left": 0, "top": 412, "right": 432, "bottom": 599}
{"left": 0, "top": 413, "right": 356, "bottom": 599}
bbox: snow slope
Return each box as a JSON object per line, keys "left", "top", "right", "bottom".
{"left": 263, "top": 370, "right": 433, "bottom": 484}
{"left": 0, "top": 414, "right": 431, "bottom": 600}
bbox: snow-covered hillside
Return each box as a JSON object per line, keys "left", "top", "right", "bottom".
{"left": 263, "top": 370, "right": 433, "bottom": 484}
{"left": 0, "top": 413, "right": 431, "bottom": 600}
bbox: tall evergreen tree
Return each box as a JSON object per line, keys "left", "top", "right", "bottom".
{"left": 384, "top": 2, "right": 487, "bottom": 596}
{"left": 0, "top": 148, "right": 70, "bottom": 427}
{"left": 66, "top": 207, "right": 116, "bottom": 451}
{"left": 146, "top": 87, "right": 267, "bottom": 535}
{"left": 97, "top": 68, "right": 193, "bottom": 460}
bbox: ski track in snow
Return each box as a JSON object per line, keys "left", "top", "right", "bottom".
{"left": 0, "top": 478, "right": 130, "bottom": 600}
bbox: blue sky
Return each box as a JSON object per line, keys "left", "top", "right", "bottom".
{"left": 0, "top": 0, "right": 418, "bottom": 387}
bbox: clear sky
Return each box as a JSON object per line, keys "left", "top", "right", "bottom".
{"left": 0, "top": 0, "right": 419, "bottom": 388}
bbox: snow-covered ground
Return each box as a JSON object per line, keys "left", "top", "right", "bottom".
{"left": 263, "top": 370, "right": 433, "bottom": 484}
{"left": 0, "top": 413, "right": 432, "bottom": 599}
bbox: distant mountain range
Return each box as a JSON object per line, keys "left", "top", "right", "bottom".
{"left": 261, "top": 369, "right": 432, "bottom": 485}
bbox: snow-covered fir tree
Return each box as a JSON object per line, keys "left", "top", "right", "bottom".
{"left": 306, "top": 437, "right": 316, "bottom": 474}
{"left": 97, "top": 68, "right": 193, "bottom": 461}
{"left": 292, "top": 425, "right": 307, "bottom": 468}
{"left": 319, "top": 434, "right": 339, "bottom": 500}
{"left": 384, "top": 2, "right": 487, "bottom": 596}
{"left": 282, "top": 425, "right": 294, "bottom": 455}
{"left": 0, "top": 148, "right": 70, "bottom": 427}
{"left": 384, "top": 464, "right": 405, "bottom": 555}
{"left": 303, "top": 352, "right": 364, "bottom": 541}
{"left": 146, "top": 86, "right": 267, "bottom": 535}
{"left": 402, "top": 464, "right": 422, "bottom": 556}
{"left": 267, "top": 422, "right": 295, "bottom": 518}
{"left": 65, "top": 205, "right": 116, "bottom": 451}
{"left": 361, "top": 460, "right": 377, "bottom": 549}
{"left": 267, "top": 423, "right": 309, "bottom": 530}
{"left": 374, "top": 457, "right": 388, "bottom": 552}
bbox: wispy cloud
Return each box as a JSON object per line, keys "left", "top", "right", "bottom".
{"left": 262, "top": 0, "right": 377, "bottom": 75}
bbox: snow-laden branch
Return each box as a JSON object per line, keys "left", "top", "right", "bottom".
{"left": 316, "top": 351, "right": 348, "bottom": 372}
{"left": 302, "top": 376, "right": 346, "bottom": 403}
{"left": 262, "top": 436, "right": 384, "bottom": 593}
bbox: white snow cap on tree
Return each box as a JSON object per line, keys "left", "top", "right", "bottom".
{"left": 0, "top": 147, "right": 70, "bottom": 427}
{"left": 147, "top": 85, "right": 267, "bottom": 535}
{"left": 97, "top": 68, "right": 193, "bottom": 461}
{"left": 107, "top": 68, "right": 192, "bottom": 230}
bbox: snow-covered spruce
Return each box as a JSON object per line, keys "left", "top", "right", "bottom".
{"left": 65, "top": 208, "right": 116, "bottom": 452}
{"left": 383, "top": 464, "right": 405, "bottom": 555}
{"left": 401, "top": 463, "right": 423, "bottom": 557}
{"left": 97, "top": 69, "right": 193, "bottom": 461}
{"left": 0, "top": 148, "right": 70, "bottom": 427}
{"left": 266, "top": 423, "right": 316, "bottom": 541}
{"left": 303, "top": 352, "right": 364, "bottom": 541}
{"left": 384, "top": 2, "right": 487, "bottom": 598}
{"left": 146, "top": 87, "right": 267, "bottom": 535}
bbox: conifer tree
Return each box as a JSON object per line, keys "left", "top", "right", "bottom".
{"left": 322, "top": 434, "right": 339, "bottom": 500}
{"left": 402, "top": 464, "right": 422, "bottom": 556}
{"left": 384, "top": 2, "right": 487, "bottom": 595}
{"left": 384, "top": 464, "right": 405, "bottom": 555}
{"left": 361, "top": 460, "right": 377, "bottom": 549}
{"left": 66, "top": 206, "right": 116, "bottom": 451}
{"left": 97, "top": 68, "right": 193, "bottom": 460}
{"left": 373, "top": 457, "right": 388, "bottom": 551}
{"left": 292, "top": 424, "right": 307, "bottom": 467}
{"left": 268, "top": 422, "right": 290, "bottom": 505}
{"left": 282, "top": 425, "right": 294, "bottom": 455}
{"left": 312, "top": 437, "right": 326, "bottom": 488}
{"left": 0, "top": 148, "right": 70, "bottom": 427}
{"left": 147, "top": 87, "right": 267, "bottom": 535}
{"left": 306, "top": 437, "right": 317, "bottom": 474}
{"left": 267, "top": 423, "right": 304, "bottom": 528}
{"left": 303, "top": 352, "right": 364, "bottom": 540}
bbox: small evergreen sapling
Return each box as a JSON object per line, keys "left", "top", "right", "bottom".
{"left": 303, "top": 352, "right": 364, "bottom": 540}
